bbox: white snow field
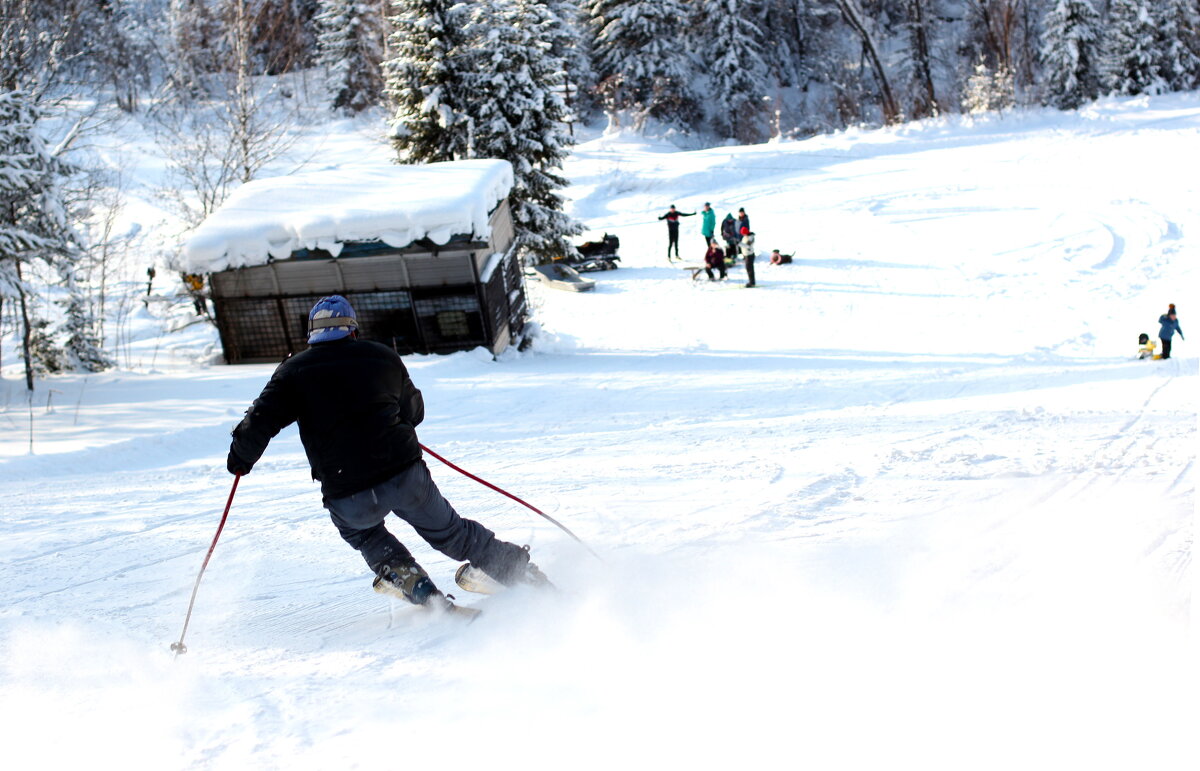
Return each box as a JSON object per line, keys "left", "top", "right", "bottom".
{"left": 2, "top": 94, "right": 1197, "bottom": 769}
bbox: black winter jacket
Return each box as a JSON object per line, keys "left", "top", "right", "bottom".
{"left": 228, "top": 338, "right": 425, "bottom": 499}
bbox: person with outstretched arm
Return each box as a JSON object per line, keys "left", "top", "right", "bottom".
{"left": 226, "top": 295, "right": 548, "bottom": 612}
{"left": 658, "top": 204, "right": 696, "bottom": 262}
{"left": 1158, "top": 304, "right": 1184, "bottom": 360}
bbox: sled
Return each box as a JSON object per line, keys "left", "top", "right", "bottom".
{"left": 529, "top": 263, "right": 596, "bottom": 292}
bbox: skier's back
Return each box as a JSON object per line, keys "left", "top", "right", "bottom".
{"left": 227, "top": 295, "right": 545, "bottom": 608}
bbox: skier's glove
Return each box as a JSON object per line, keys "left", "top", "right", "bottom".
{"left": 227, "top": 451, "right": 252, "bottom": 476}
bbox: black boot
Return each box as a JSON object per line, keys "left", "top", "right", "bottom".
{"left": 373, "top": 561, "right": 438, "bottom": 605}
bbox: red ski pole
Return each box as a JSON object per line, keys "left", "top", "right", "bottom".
{"left": 171, "top": 474, "right": 241, "bottom": 656}
{"left": 420, "top": 443, "right": 600, "bottom": 560}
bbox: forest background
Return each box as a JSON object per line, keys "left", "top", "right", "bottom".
{"left": 1, "top": 0, "right": 1197, "bottom": 384}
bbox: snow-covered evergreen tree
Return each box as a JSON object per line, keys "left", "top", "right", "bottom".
{"left": 547, "top": 0, "right": 596, "bottom": 128}
{"left": 168, "top": 0, "right": 228, "bottom": 95}
{"left": 589, "top": 0, "right": 700, "bottom": 127}
{"left": 0, "top": 91, "right": 105, "bottom": 384}
{"left": 462, "top": 0, "right": 580, "bottom": 260}
{"left": 316, "top": 0, "right": 384, "bottom": 113}
{"left": 1156, "top": 0, "right": 1200, "bottom": 91}
{"left": 1105, "top": 0, "right": 1167, "bottom": 96}
{"left": 384, "top": 0, "right": 471, "bottom": 162}
{"left": 1040, "top": 0, "right": 1103, "bottom": 109}
{"left": 59, "top": 276, "right": 112, "bottom": 372}
{"left": 700, "top": 0, "right": 770, "bottom": 142}
{"left": 963, "top": 58, "right": 1014, "bottom": 114}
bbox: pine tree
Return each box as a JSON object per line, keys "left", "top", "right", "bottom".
{"left": 59, "top": 276, "right": 112, "bottom": 372}
{"left": 589, "top": 0, "right": 700, "bottom": 127}
{"left": 462, "top": 0, "right": 581, "bottom": 260}
{"left": 316, "top": 0, "right": 384, "bottom": 113}
{"left": 700, "top": 0, "right": 770, "bottom": 142}
{"left": 0, "top": 91, "right": 104, "bottom": 386}
{"left": 546, "top": 0, "right": 596, "bottom": 129}
{"left": 168, "top": 0, "right": 228, "bottom": 95}
{"left": 1040, "top": 0, "right": 1103, "bottom": 110}
{"left": 1156, "top": 0, "right": 1200, "bottom": 91}
{"left": 1105, "top": 0, "right": 1167, "bottom": 96}
{"left": 384, "top": 0, "right": 471, "bottom": 162}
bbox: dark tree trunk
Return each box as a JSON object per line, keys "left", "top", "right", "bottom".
{"left": 836, "top": 0, "right": 901, "bottom": 124}
{"left": 16, "top": 261, "right": 34, "bottom": 391}
{"left": 909, "top": 0, "right": 938, "bottom": 118}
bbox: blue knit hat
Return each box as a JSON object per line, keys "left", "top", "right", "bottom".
{"left": 307, "top": 295, "right": 357, "bottom": 344}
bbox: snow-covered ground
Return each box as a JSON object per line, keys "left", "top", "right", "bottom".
{"left": 1, "top": 95, "right": 1197, "bottom": 769}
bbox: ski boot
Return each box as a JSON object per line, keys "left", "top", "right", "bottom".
{"left": 373, "top": 561, "right": 437, "bottom": 605}
{"left": 455, "top": 545, "right": 552, "bottom": 595}
{"left": 374, "top": 562, "right": 482, "bottom": 620}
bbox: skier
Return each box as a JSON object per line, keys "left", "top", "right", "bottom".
{"left": 739, "top": 227, "right": 757, "bottom": 287}
{"left": 720, "top": 213, "right": 739, "bottom": 262}
{"left": 704, "top": 241, "right": 727, "bottom": 281}
{"left": 226, "top": 295, "right": 547, "bottom": 611}
{"left": 658, "top": 204, "right": 696, "bottom": 261}
{"left": 1158, "top": 304, "right": 1184, "bottom": 360}
{"left": 700, "top": 202, "right": 716, "bottom": 248}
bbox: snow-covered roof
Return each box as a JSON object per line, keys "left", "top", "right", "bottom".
{"left": 180, "top": 159, "right": 514, "bottom": 272}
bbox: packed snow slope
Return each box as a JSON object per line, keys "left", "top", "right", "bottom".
{"left": 2, "top": 95, "right": 1197, "bottom": 770}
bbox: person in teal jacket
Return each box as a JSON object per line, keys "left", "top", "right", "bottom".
{"left": 1158, "top": 304, "right": 1184, "bottom": 360}
{"left": 701, "top": 202, "right": 716, "bottom": 247}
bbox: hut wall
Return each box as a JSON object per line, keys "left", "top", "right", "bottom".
{"left": 209, "top": 201, "right": 525, "bottom": 363}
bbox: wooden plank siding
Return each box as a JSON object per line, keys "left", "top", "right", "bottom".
{"left": 207, "top": 199, "right": 525, "bottom": 363}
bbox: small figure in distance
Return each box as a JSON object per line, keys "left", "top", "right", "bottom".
{"left": 769, "top": 249, "right": 793, "bottom": 265}
{"left": 1137, "top": 333, "right": 1156, "bottom": 359}
{"left": 739, "top": 227, "right": 757, "bottom": 287}
{"left": 700, "top": 202, "right": 716, "bottom": 249}
{"left": 720, "top": 213, "right": 739, "bottom": 263}
{"left": 704, "top": 240, "right": 727, "bottom": 281}
{"left": 1158, "top": 304, "right": 1184, "bottom": 360}
{"left": 658, "top": 204, "right": 696, "bottom": 262}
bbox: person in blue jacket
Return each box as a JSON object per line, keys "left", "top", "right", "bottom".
{"left": 700, "top": 202, "right": 716, "bottom": 248}
{"left": 1158, "top": 304, "right": 1184, "bottom": 360}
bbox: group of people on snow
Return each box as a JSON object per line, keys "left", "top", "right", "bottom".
{"left": 1140, "top": 304, "right": 1184, "bottom": 360}
{"left": 661, "top": 203, "right": 788, "bottom": 288}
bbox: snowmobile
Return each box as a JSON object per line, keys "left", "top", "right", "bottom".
{"left": 563, "top": 233, "right": 620, "bottom": 272}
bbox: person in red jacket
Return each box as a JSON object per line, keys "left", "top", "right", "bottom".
{"left": 658, "top": 204, "right": 696, "bottom": 262}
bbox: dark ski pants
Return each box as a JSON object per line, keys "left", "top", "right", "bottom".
{"left": 324, "top": 460, "right": 525, "bottom": 581}
{"left": 705, "top": 265, "right": 726, "bottom": 280}
{"left": 667, "top": 224, "right": 681, "bottom": 260}
{"left": 744, "top": 255, "right": 756, "bottom": 286}
{"left": 1161, "top": 337, "right": 1172, "bottom": 359}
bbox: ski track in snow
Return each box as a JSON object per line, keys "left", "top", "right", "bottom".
{"left": 1, "top": 94, "right": 1197, "bottom": 769}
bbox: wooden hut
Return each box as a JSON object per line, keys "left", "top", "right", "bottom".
{"left": 181, "top": 160, "right": 526, "bottom": 363}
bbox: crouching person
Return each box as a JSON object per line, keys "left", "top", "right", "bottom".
{"left": 226, "top": 295, "right": 546, "bottom": 610}
{"left": 704, "top": 240, "right": 727, "bottom": 280}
